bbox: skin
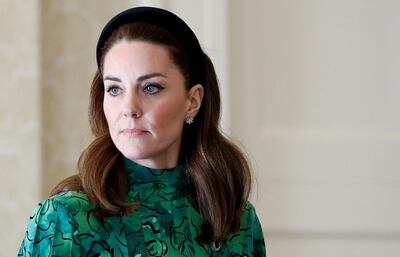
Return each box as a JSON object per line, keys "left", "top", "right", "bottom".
{"left": 102, "top": 40, "right": 203, "bottom": 168}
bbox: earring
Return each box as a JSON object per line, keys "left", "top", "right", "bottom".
{"left": 185, "top": 116, "right": 194, "bottom": 125}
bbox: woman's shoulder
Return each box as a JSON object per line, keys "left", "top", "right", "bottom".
{"left": 228, "top": 201, "right": 266, "bottom": 255}
{"left": 49, "top": 190, "right": 90, "bottom": 204}
{"left": 242, "top": 201, "right": 261, "bottom": 221}
{"left": 18, "top": 191, "right": 88, "bottom": 256}
{"left": 240, "top": 201, "right": 265, "bottom": 241}
{"left": 37, "top": 190, "right": 92, "bottom": 216}
{"left": 20, "top": 191, "right": 91, "bottom": 243}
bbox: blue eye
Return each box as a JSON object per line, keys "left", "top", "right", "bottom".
{"left": 144, "top": 83, "right": 163, "bottom": 95}
{"left": 107, "top": 86, "right": 121, "bottom": 96}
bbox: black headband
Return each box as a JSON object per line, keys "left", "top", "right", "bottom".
{"left": 96, "top": 6, "right": 204, "bottom": 85}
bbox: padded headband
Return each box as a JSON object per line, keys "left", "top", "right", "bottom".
{"left": 96, "top": 6, "right": 204, "bottom": 85}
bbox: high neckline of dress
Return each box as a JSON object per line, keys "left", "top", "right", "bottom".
{"left": 123, "top": 157, "right": 188, "bottom": 202}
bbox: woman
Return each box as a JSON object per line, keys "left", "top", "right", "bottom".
{"left": 18, "top": 7, "right": 266, "bottom": 257}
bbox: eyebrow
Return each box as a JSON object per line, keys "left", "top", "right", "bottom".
{"left": 103, "top": 73, "right": 166, "bottom": 83}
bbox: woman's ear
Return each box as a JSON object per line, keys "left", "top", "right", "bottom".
{"left": 186, "top": 84, "right": 204, "bottom": 118}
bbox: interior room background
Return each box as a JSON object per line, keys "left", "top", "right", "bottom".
{"left": 1, "top": 0, "right": 399, "bottom": 256}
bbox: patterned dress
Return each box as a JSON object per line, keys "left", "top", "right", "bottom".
{"left": 18, "top": 158, "right": 266, "bottom": 256}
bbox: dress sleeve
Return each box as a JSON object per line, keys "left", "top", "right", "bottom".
{"left": 18, "top": 197, "right": 77, "bottom": 257}
{"left": 247, "top": 202, "right": 267, "bottom": 257}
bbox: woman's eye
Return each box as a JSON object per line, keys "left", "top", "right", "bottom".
{"left": 144, "top": 83, "right": 163, "bottom": 95}
{"left": 107, "top": 86, "right": 121, "bottom": 96}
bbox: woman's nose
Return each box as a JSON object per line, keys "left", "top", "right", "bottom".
{"left": 122, "top": 91, "right": 142, "bottom": 118}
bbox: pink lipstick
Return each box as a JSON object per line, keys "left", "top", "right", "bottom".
{"left": 121, "top": 128, "right": 147, "bottom": 136}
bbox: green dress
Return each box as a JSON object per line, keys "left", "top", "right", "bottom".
{"left": 18, "top": 158, "right": 266, "bottom": 256}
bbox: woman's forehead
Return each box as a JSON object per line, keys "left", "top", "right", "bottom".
{"left": 102, "top": 41, "right": 184, "bottom": 84}
{"left": 104, "top": 41, "right": 172, "bottom": 71}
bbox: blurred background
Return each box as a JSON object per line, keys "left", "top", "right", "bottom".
{"left": 1, "top": 0, "right": 399, "bottom": 256}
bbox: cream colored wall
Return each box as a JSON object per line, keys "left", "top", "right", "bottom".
{"left": 0, "top": 1, "right": 41, "bottom": 256}
{"left": 230, "top": 1, "right": 400, "bottom": 257}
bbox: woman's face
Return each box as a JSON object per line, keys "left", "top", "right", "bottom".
{"left": 102, "top": 40, "right": 201, "bottom": 168}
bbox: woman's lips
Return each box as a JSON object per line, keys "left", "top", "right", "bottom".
{"left": 121, "top": 128, "right": 147, "bottom": 136}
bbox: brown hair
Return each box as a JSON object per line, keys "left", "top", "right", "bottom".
{"left": 52, "top": 22, "right": 252, "bottom": 242}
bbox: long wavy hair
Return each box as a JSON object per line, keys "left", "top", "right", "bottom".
{"left": 52, "top": 22, "right": 252, "bottom": 242}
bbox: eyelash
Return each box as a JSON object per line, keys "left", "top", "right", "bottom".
{"left": 105, "top": 83, "right": 164, "bottom": 96}
{"left": 106, "top": 86, "right": 121, "bottom": 96}
{"left": 143, "top": 83, "right": 164, "bottom": 95}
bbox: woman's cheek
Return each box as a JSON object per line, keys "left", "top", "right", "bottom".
{"left": 103, "top": 105, "right": 118, "bottom": 131}
{"left": 151, "top": 101, "right": 184, "bottom": 129}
